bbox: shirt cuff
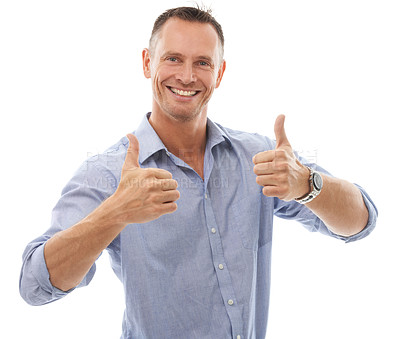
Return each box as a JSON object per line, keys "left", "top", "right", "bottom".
{"left": 30, "top": 243, "right": 76, "bottom": 300}
{"left": 333, "top": 184, "right": 378, "bottom": 243}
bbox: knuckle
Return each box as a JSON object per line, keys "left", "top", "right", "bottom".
{"left": 281, "top": 162, "right": 289, "bottom": 171}
{"left": 159, "top": 169, "right": 172, "bottom": 179}
{"left": 275, "top": 149, "right": 286, "bottom": 158}
{"left": 158, "top": 179, "right": 166, "bottom": 189}
{"left": 274, "top": 162, "right": 289, "bottom": 173}
{"left": 260, "top": 163, "right": 270, "bottom": 172}
{"left": 171, "top": 179, "right": 178, "bottom": 189}
{"left": 167, "top": 190, "right": 180, "bottom": 202}
{"left": 140, "top": 169, "right": 153, "bottom": 179}
{"left": 277, "top": 173, "right": 287, "bottom": 184}
{"left": 160, "top": 180, "right": 167, "bottom": 190}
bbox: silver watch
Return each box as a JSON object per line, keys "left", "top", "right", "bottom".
{"left": 295, "top": 166, "right": 323, "bottom": 204}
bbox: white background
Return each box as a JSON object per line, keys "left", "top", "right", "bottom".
{"left": 1, "top": 0, "right": 399, "bottom": 338}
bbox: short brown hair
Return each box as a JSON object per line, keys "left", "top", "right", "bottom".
{"left": 149, "top": 6, "right": 224, "bottom": 61}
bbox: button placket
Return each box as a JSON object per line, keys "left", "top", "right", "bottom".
{"left": 203, "top": 181, "right": 243, "bottom": 338}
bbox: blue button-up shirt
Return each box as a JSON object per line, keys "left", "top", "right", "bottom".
{"left": 20, "top": 113, "right": 377, "bottom": 339}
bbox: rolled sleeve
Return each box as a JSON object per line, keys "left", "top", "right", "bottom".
{"left": 308, "top": 183, "right": 378, "bottom": 243}
{"left": 19, "top": 243, "right": 74, "bottom": 306}
{"left": 289, "top": 156, "right": 378, "bottom": 243}
{"left": 20, "top": 156, "right": 115, "bottom": 306}
{"left": 274, "top": 179, "right": 378, "bottom": 243}
{"left": 334, "top": 184, "right": 378, "bottom": 243}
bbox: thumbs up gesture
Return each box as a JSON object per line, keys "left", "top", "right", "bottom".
{"left": 252, "top": 115, "right": 310, "bottom": 201}
{"left": 112, "top": 134, "right": 180, "bottom": 224}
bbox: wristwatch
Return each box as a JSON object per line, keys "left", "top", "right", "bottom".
{"left": 295, "top": 166, "right": 323, "bottom": 204}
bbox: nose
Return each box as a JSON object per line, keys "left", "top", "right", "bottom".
{"left": 176, "top": 62, "right": 197, "bottom": 84}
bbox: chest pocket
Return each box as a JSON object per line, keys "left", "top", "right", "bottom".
{"left": 230, "top": 194, "right": 274, "bottom": 251}
{"left": 230, "top": 195, "right": 261, "bottom": 251}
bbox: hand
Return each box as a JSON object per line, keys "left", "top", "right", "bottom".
{"left": 111, "top": 134, "right": 180, "bottom": 224}
{"left": 252, "top": 115, "right": 310, "bottom": 201}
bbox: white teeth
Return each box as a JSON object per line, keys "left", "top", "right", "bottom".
{"left": 170, "top": 87, "right": 197, "bottom": 96}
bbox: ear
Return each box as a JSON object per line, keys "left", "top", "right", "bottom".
{"left": 142, "top": 48, "right": 151, "bottom": 79}
{"left": 215, "top": 59, "right": 226, "bottom": 89}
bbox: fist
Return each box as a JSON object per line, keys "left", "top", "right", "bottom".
{"left": 252, "top": 115, "right": 310, "bottom": 201}
{"left": 112, "top": 134, "right": 180, "bottom": 224}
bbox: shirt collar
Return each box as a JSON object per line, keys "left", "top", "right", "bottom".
{"left": 206, "top": 116, "right": 233, "bottom": 150}
{"left": 134, "top": 113, "right": 166, "bottom": 165}
{"left": 134, "top": 112, "right": 232, "bottom": 165}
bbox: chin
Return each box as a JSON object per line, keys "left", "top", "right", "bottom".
{"left": 163, "top": 105, "right": 205, "bottom": 123}
{"left": 168, "top": 110, "right": 201, "bottom": 123}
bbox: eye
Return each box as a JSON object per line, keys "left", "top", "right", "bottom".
{"left": 167, "top": 57, "right": 178, "bottom": 62}
{"left": 198, "top": 61, "right": 210, "bottom": 66}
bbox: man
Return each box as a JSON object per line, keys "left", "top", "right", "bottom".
{"left": 20, "top": 6, "right": 377, "bottom": 339}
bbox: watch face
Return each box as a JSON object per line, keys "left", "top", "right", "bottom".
{"left": 313, "top": 172, "right": 323, "bottom": 191}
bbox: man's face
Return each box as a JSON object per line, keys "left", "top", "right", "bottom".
{"left": 143, "top": 18, "right": 226, "bottom": 122}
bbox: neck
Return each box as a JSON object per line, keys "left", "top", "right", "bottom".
{"left": 148, "top": 108, "right": 208, "bottom": 179}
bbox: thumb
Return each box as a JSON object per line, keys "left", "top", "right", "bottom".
{"left": 123, "top": 134, "right": 140, "bottom": 169}
{"left": 274, "top": 114, "right": 291, "bottom": 149}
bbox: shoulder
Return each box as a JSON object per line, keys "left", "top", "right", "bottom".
{"left": 103, "top": 135, "right": 129, "bottom": 157}
{"left": 87, "top": 136, "right": 128, "bottom": 168}
{"left": 215, "top": 122, "right": 276, "bottom": 154}
{"left": 73, "top": 135, "right": 129, "bottom": 191}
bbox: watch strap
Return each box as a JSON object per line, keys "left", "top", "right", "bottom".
{"left": 295, "top": 166, "right": 322, "bottom": 204}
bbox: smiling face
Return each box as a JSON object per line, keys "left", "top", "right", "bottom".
{"left": 142, "top": 18, "right": 226, "bottom": 123}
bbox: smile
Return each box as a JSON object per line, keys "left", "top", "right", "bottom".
{"left": 168, "top": 87, "right": 199, "bottom": 97}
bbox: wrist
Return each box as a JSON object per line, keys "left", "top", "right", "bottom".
{"left": 296, "top": 163, "right": 312, "bottom": 199}
{"left": 86, "top": 195, "right": 128, "bottom": 230}
{"left": 295, "top": 166, "right": 323, "bottom": 204}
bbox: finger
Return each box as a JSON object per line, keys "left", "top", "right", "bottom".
{"left": 158, "top": 189, "right": 180, "bottom": 203}
{"left": 253, "top": 150, "right": 275, "bottom": 165}
{"left": 262, "top": 186, "right": 281, "bottom": 198}
{"left": 274, "top": 114, "right": 291, "bottom": 149}
{"left": 253, "top": 162, "right": 275, "bottom": 175}
{"left": 255, "top": 174, "right": 277, "bottom": 187}
{"left": 150, "top": 168, "right": 173, "bottom": 180}
{"left": 123, "top": 134, "right": 140, "bottom": 169}
{"left": 159, "top": 201, "right": 178, "bottom": 215}
{"left": 159, "top": 179, "right": 178, "bottom": 191}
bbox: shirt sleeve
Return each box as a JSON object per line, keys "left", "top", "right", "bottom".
{"left": 19, "top": 158, "right": 116, "bottom": 305}
{"left": 273, "top": 159, "right": 378, "bottom": 243}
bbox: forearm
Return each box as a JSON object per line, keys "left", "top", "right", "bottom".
{"left": 305, "top": 174, "right": 369, "bottom": 237}
{"left": 44, "top": 197, "right": 127, "bottom": 292}
{"left": 43, "top": 135, "right": 179, "bottom": 292}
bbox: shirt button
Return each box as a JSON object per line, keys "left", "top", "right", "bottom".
{"left": 228, "top": 299, "right": 234, "bottom": 306}
{"left": 237, "top": 336, "right": 242, "bottom": 339}
{"left": 218, "top": 264, "right": 224, "bottom": 270}
{"left": 205, "top": 192, "right": 208, "bottom": 199}
{"left": 211, "top": 228, "right": 216, "bottom": 234}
